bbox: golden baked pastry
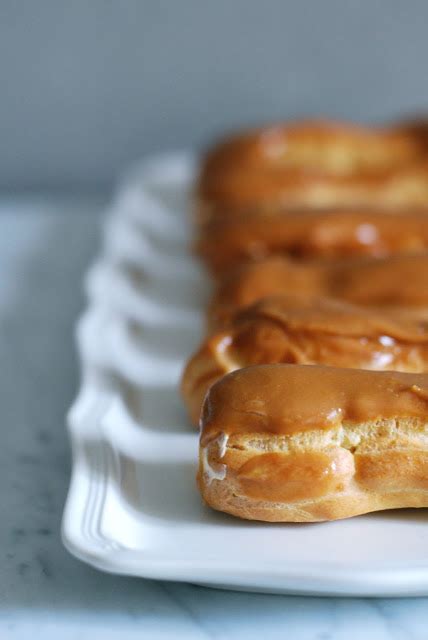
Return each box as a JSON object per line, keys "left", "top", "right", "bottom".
{"left": 199, "top": 364, "right": 428, "bottom": 521}
{"left": 197, "top": 120, "right": 428, "bottom": 220}
{"left": 183, "top": 294, "right": 428, "bottom": 425}
{"left": 197, "top": 208, "right": 428, "bottom": 276}
{"left": 209, "top": 253, "right": 428, "bottom": 331}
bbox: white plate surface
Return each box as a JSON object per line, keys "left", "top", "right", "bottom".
{"left": 62, "top": 152, "right": 428, "bottom": 596}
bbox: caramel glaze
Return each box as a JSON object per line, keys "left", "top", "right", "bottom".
{"left": 200, "top": 364, "right": 428, "bottom": 446}
{"left": 209, "top": 253, "right": 428, "bottom": 330}
{"left": 198, "top": 120, "right": 428, "bottom": 219}
{"left": 198, "top": 164, "right": 428, "bottom": 220}
{"left": 201, "top": 120, "right": 428, "bottom": 178}
{"left": 221, "top": 294, "right": 428, "bottom": 370}
{"left": 197, "top": 208, "right": 428, "bottom": 276}
{"left": 183, "top": 295, "right": 428, "bottom": 426}
{"left": 234, "top": 294, "right": 428, "bottom": 341}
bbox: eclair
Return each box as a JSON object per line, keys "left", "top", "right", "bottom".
{"left": 197, "top": 208, "right": 428, "bottom": 276}
{"left": 181, "top": 295, "right": 428, "bottom": 425}
{"left": 182, "top": 294, "right": 428, "bottom": 425}
{"left": 209, "top": 253, "right": 428, "bottom": 331}
{"left": 199, "top": 364, "right": 428, "bottom": 522}
{"left": 197, "top": 120, "right": 428, "bottom": 220}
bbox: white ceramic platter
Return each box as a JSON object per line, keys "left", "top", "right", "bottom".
{"left": 62, "top": 153, "right": 428, "bottom": 596}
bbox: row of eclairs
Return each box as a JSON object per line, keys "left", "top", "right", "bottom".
{"left": 181, "top": 119, "right": 428, "bottom": 522}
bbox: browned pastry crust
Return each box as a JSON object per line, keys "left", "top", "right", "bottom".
{"left": 197, "top": 208, "right": 428, "bottom": 276}
{"left": 197, "top": 120, "right": 428, "bottom": 221}
{"left": 199, "top": 364, "right": 428, "bottom": 522}
{"left": 209, "top": 253, "right": 428, "bottom": 331}
{"left": 182, "top": 294, "right": 428, "bottom": 425}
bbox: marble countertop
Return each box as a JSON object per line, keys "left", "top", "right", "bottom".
{"left": 1, "top": 195, "right": 428, "bottom": 639}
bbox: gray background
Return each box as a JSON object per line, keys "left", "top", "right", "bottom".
{"left": 1, "top": 0, "right": 428, "bottom": 191}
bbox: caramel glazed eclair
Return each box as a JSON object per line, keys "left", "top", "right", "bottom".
{"left": 182, "top": 294, "right": 428, "bottom": 426}
{"left": 209, "top": 253, "right": 428, "bottom": 331}
{"left": 197, "top": 208, "right": 428, "bottom": 277}
{"left": 197, "top": 119, "right": 428, "bottom": 220}
{"left": 199, "top": 364, "right": 428, "bottom": 522}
